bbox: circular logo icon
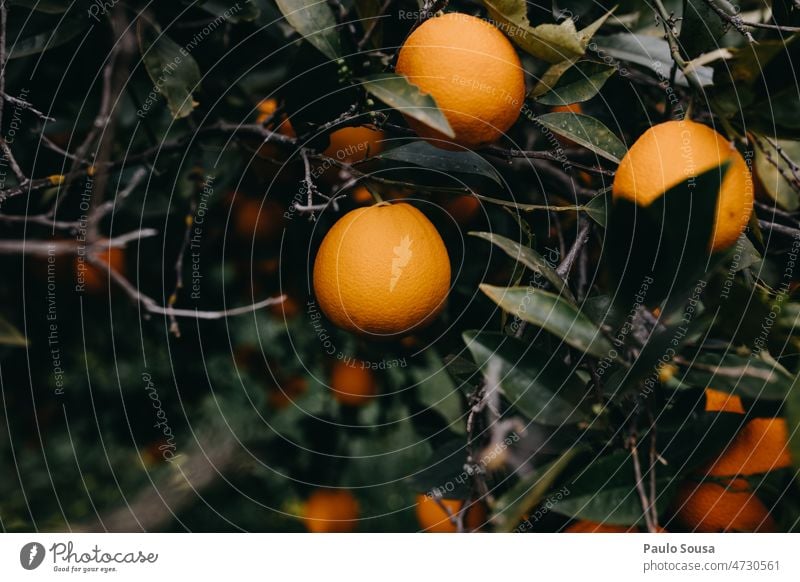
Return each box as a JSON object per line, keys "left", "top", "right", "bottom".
{"left": 19, "top": 542, "right": 46, "bottom": 570}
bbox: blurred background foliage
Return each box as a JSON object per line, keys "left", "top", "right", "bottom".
{"left": 0, "top": 0, "right": 798, "bottom": 532}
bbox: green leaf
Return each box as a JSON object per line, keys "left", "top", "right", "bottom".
{"left": 530, "top": 57, "right": 580, "bottom": 98}
{"left": 196, "top": 0, "right": 261, "bottom": 23}
{"left": 11, "top": 0, "right": 70, "bottom": 13}
{"left": 554, "top": 450, "right": 675, "bottom": 526}
{"left": 275, "top": 0, "right": 343, "bottom": 60}
{"left": 363, "top": 73, "right": 455, "bottom": 139}
{"left": 605, "top": 162, "right": 729, "bottom": 307}
{"left": 9, "top": 14, "right": 88, "bottom": 59}
{"left": 412, "top": 350, "right": 466, "bottom": 435}
{"left": 536, "top": 112, "right": 627, "bottom": 163}
{"left": 470, "top": 231, "right": 575, "bottom": 303}
{"left": 678, "top": 352, "right": 795, "bottom": 401}
{"left": 536, "top": 63, "right": 616, "bottom": 105}
{"left": 679, "top": 0, "right": 734, "bottom": 59}
{"left": 0, "top": 316, "right": 28, "bottom": 347}
{"left": 492, "top": 447, "right": 583, "bottom": 531}
{"left": 786, "top": 377, "right": 800, "bottom": 483}
{"left": 583, "top": 191, "right": 609, "bottom": 227}
{"left": 479, "top": 285, "right": 613, "bottom": 358}
{"left": 593, "top": 33, "right": 714, "bottom": 87}
{"left": 482, "top": 0, "right": 584, "bottom": 63}
{"left": 754, "top": 136, "right": 800, "bottom": 211}
{"left": 463, "top": 331, "right": 591, "bottom": 425}
{"left": 376, "top": 141, "right": 501, "bottom": 184}
{"left": 407, "top": 439, "right": 471, "bottom": 499}
{"left": 137, "top": 20, "right": 202, "bottom": 119}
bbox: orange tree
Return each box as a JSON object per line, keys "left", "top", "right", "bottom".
{"left": 0, "top": 0, "right": 798, "bottom": 533}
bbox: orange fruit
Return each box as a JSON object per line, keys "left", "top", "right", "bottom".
{"left": 254, "top": 98, "right": 295, "bottom": 160}
{"left": 673, "top": 478, "right": 776, "bottom": 532}
{"left": 268, "top": 375, "right": 308, "bottom": 409}
{"left": 351, "top": 185, "right": 375, "bottom": 204}
{"left": 612, "top": 120, "right": 753, "bottom": 252}
{"left": 415, "top": 494, "right": 486, "bottom": 532}
{"left": 231, "top": 196, "right": 285, "bottom": 241}
{"left": 395, "top": 12, "right": 525, "bottom": 149}
{"left": 443, "top": 195, "right": 480, "bottom": 224}
{"left": 78, "top": 245, "right": 126, "bottom": 293}
{"left": 704, "top": 387, "right": 745, "bottom": 414}
{"left": 324, "top": 126, "right": 385, "bottom": 164}
{"left": 551, "top": 103, "right": 583, "bottom": 114}
{"left": 701, "top": 388, "right": 790, "bottom": 477}
{"left": 565, "top": 520, "right": 636, "bottom": 533}
{"left": 706, "top": 417, "right": 792, "bottom": 477}
{"left": 256, "top": 98, "right": 296, "bottom": 136}
{"left": 329, "top": 360, "right": 377, "bottom": 406}
{"left": 313, "top": 202, "right": 451, "bottom": 336}
{"left": 303, "top": 489, "right": 359, "bottom": 533}
{"left": 269, "top": 294, "right": 302, "bottom": 320}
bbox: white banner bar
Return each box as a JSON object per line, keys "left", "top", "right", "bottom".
{"left": 1, "top": 533, "right": 797, "bottom": 581}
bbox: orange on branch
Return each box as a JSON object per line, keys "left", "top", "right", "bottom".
{"left": 313, "top": 202, "right": 451, "bottom": 336}
{"left": 612, "top": 120, "right": 753, "bottom": 252}
{"left": 329, "top": 360, "right": 377, "bottom": 407}
{"left": 303, "top": 489, "right": 359, "bottom": 533}
{"left": 673, "top": 479, "right": 776, "bottom": 532}
{"left": 395, "top": 13, "right": 525, "bottom": 149}
{"left": 415, "top": 494, "right": 486, "bottom": 532}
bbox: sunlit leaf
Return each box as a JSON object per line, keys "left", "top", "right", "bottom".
{"left": 362, "top": 73, "right": 455, "bottom": 138}
{"left": 376, "top": 141, "right": 501, "bottom": 184}
{"left": 275, "top": 0, "right": 343, "bottom": 60}
{"left": 137, "top": 20, "right": 202, "bottom": 119}
{"left": 479, "top": 284, "right": 613, "bottom": 358}
{"left": 536, "top": 112, "right": 627, "bottom": 163}
{"left": 470, "top": 231, "right": 575, "bottom": 303}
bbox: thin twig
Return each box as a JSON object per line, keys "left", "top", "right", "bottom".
{"left": 356, "top": 0, "right": 392, "bottom": 51}
{"left": 556, "top": 220, "right": 591, "bottom": 279}
{"left": 629, "top": 435, "right": 657, "bottom": 532}
{"left": 1, "top": 91, "right": 55, "bottom": 122}
{"left": 758, "top": 220, "right": 800, "bottom": 238}
{"left": 703, "top": 0, "right": 800, "bottom": 36}
{"left": 486, "top": 145, "right": 615, "bottom": 177}
{"left": 0, "top": 228, "right": 158, "bottom": 255}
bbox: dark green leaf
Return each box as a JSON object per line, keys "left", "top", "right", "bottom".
{"left": 605, "top": 163, "right": 729, "bottom": 307}
{"left": 584, "top": 190, "right": 610, "bottom": 227}
{"left": 376, "top": 141, "right": 500, "bottom": 184}
{"left": 479, "top": 285, "right": 613, "bottom": 358}
{"left": 9, "top": 14, "right": 88, "bottom": 59}
{"left": 137, "top": 20, "right": 202, "bottom": 119}
{"left": 536, "top": 63, "right": 616, "bottom": 105}
{"left": 407, "top": 439, "right": 471, "bottom": 499}
{"left": 11, "top": 0, "right": 70, "bottom": 13}
{"left": 786, "top": 377, "right": 800, "bottom": 483}
{"left": 470, "top": 231, "right": 575, "bottom": 303}
{"left": 536, "top": 112, "right": 627, "bottom": 163}
{"left": 554, "top": 450, "right": 675, "bottom": 526}
{"left": 0, "top": 316, "right": 28, "bottom": 347}
{"left": 275, "top": 0, "right": 343, "bottom": 60}
{"left": 593, "top": 33, "right": 714, "bottom": 87}
{"left": 412, "top": 350, "right": 465, "bottom": 435}
{"left": 197, "top": 0, "right": 261, "bottom": 22}
{"left": 678, "top": 352, "right": 795, "bottom": 401}
{"left": 492, "top": 447, "right": 583, "bottom": 531}
{"left": 754, "top": 136, "right": 800, "bottom": 211}
{"left": 363, "top": 73, "right": 455, "bottom": 139}
{"left": 679, "top": 0, "right": 734, "bottom": 59}
{"left": 463, "top": 331, "right": 591, "bottom": 425}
